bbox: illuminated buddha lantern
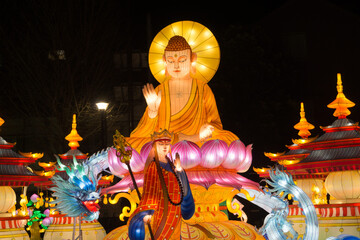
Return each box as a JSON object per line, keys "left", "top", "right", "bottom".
{"left": 127, "top": 23, "right": 238, "bottom": 152}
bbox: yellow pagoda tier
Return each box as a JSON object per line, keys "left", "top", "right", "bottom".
{"left": 327, "top": 73, "right": 355, "bottom": 118}
{"left": 59, "top": 114, "right": 87, "bottom": 160}
{"left": 293, "top": 102, "right": 315, "bottom": 139}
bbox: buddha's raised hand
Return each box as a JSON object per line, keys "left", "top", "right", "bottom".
{"left": 142, "top": 83, "right": 161, "bottom": 118}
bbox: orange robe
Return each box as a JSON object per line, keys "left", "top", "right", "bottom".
{"left": 127, "top": 78, "right": 239, "bottom": 152}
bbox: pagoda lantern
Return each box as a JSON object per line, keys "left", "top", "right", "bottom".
{"left": 327, "top": 73, "right": 355, "bottom": 118}
{"left": 0, "top": 116, "right": 49, "bottom": 240}
{"left": 256, "top": 73, "right": 360, "bottom": 239}
{"left": 294, "top": 102, "right": 315, "bottom": 139}
{"left": 43, "top": 114, "right": 107, "bottom": 240}
{"left": 59, "top": 114, "right": 87, "bottom": 161}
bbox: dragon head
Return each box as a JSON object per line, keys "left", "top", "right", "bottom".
{"left": 50, "top": 156, "right": 101, "bottom": 221}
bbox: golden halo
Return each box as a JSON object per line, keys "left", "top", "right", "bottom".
{"left": 148, "top": 21, "right": 220, "bottom": 83}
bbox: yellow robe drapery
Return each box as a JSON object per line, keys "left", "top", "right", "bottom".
{"left": 127, "top": 78, "right": 239, "bottom": 152}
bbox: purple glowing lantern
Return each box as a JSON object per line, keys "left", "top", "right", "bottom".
{"left": 42, "top": 217, "right": 53, "bottom": 227}
{"left": 171, "top": 141, "right": 201, "bottom": 169}
{"left": 200, "top": 140, "right": 228, "bottom": 168}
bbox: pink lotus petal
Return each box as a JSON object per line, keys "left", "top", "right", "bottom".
{"left": 171, "top": 141, "right": 201, "bottom": 169}
{"left": 187, "top": 171, "right": 216, "bottom": 190}
{"left": 108, "top": 148, "right": 128, "bottom": 176}
{"left": 102, "top": 173, "right": 144, "bottom": 195}
{"left": 140, "top": 141, "right": 153, "bottom": 163}
{"left": 108, "top": 147, "right": 143, "bottom": 176}
{"left": 223, "top": 140, "right": 246, "bottom": 169}
{"left": 128, "top": 147, "right": 144, "bottom": 172}
{"left": 236, "top": 144, "right": 253, "bottom": 173}
{"left": 234, "top": 174, "right": 260, "bottom": 191}
{"left": 200, "top": 140, "right": 228, "bottom": 168}
{"left": 212, "top": 171, "right": 243, "bottom": 190}
{"left": 213, "top": 171, "right": 259, "bottom": 191}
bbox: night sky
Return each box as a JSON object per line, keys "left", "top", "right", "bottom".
{"left": 1, "top": 0, "right": 360, "bottom": 172}
{"left": 1, "top": 0, "right": 360, "bottom": 233}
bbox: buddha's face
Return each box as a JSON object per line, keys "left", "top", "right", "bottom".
{"left": 164, "top": 49, "right": 192, "bottom": 79}
{"left": 156, "top": 140, "right": 171, "bottom": 156}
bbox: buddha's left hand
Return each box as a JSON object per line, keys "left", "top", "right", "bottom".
{"left": 199, "top": 124, "right": 214, "bottom": 141}
{"left": 174, "top": 153, "right": 182, "bottom": 171}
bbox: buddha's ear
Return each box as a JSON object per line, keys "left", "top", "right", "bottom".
{"left": 162, "top": 55, "right": 166, "bottom": 62}
{"left": 191, "top": 52, "right": 197, "bottom": 62}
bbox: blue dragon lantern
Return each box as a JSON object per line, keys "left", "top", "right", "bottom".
{"left": 50, "top": 156, "right": 101, "bottom": 221}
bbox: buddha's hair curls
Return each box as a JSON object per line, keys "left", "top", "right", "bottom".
{"left": 165, "top": 35, "right": 192, "bottom": 53}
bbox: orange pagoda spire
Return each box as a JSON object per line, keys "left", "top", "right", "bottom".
{"left": 65, "top": 114, "right": 83, "bottom": 149}
{"left": 327, "top": 73, "right": 355, "bottom": 119}
{"left": 0, "top": 117, "right": 4, "bottom": 127}
{"left": 294, "top": 102, "right": 314, "bottom": 139}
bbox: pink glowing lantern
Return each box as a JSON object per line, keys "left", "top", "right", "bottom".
{"left": 30, "top": 194, "right": 39, "bottom": 202}
{"left": 43, "top": 209, "right": 50, "bottom": 217}
{"left": 171, "top": 141, "right": 201, "bottom": 169}
{"left": 200, "top": 140, "right": 228, "bottom": 168}
{"left": 223, "top": 140, "right": 253, "bottom": 172}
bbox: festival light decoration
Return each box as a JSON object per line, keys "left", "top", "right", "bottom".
{"left": 108, "top": 139, "right": 254, "bottom": 173}
{"left": 171, "top": 140, "right": 201, "bottom": 169}
{"left": 88, "top": 19, "right": 265, "bottom": 239}
{"left": 327, "top": 73, "right": 355, "bottom": 118}
{"left": 26, "top": 193, "right": 53, "bottom": 233}
{"left": 200, "top": 139, "right": 228, "bottom": 168}
{"left": 294, "top": 179, "right": 324, "bottom": 201}
{"left": 294, "top": 102, "right": 315, "bottom": 139}
{"left": 325, "top": 170, "right": 360, "bottom": 203}
{"left": 258, "top": 166, "right": 319, "bottom": 240}
{"left": 148, "top": 21, "right": 220, "bottom": 84}
{"left": 65, "top": 114, "right": 83, "bottom": 149}
{"left": 0, "top": 187, "right": 16, "bottom": 213}
{"left": 50, "top": 156, "right": 101, "bottom": 221}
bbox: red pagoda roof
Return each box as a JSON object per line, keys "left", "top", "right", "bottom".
{"left": 258, "top": 75, "right": 360, "bottom": 180}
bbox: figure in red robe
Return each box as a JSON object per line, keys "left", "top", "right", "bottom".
{"left": 128, "top": 129, "right": 195, "bottom": 239}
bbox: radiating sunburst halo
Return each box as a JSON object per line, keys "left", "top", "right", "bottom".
{"left": 148, "top": 20, "right": 220, "bottom": 83}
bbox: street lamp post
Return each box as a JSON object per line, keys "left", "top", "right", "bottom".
{"left": 96, "top": 102, "right": 109, "bottom": 149}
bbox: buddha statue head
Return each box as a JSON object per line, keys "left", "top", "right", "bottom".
{"left": 163, "top": 35, "right": 197, "bottom": 79}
